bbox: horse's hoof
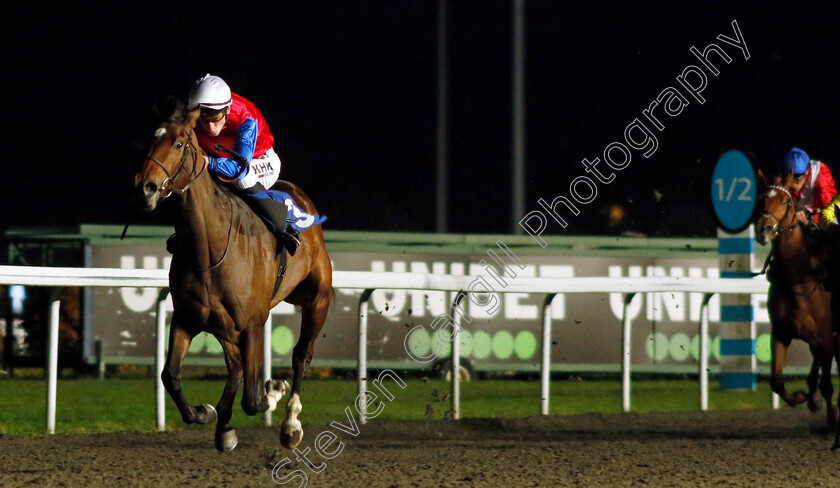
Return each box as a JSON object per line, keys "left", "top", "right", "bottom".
{"left": 215, "top": 427, "right": 238, "bottom": 452}
{"left": 280, "top": 426, "right": 303, "bottom": 449}
{"left": 195, "top": 404, "right": 218, "bottom": 424}
{"left": 810, "top": 396, "right": 826, "bottom": 413}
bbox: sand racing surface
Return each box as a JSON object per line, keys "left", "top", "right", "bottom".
{"left": 2, "top": 408, "right": 840, "bottom": 487}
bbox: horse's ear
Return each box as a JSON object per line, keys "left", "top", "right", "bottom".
{"left": 150, "top": 95, "right": 184, "bottom": 128}
{"left": 185, "top": 105, "right": 201, "bottom": 129}
{"left": 757, "top": 169, "right": 766, "bottom": 188}
{"left": 782, "top": 171, "right": 796, "bottom": 188}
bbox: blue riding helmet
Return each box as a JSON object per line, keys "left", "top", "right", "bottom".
{"left": 783, "top": 147, "right": 810, "bottom": 175}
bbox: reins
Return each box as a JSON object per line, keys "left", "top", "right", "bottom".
{"left": 189, "top": 191, "right": 236, "bottom": 273}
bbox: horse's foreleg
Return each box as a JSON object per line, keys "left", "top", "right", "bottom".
{"left": 214, "top": 341, "right": 243, "bottom": 452}
{"left": 770, "top": 335, "right": 807, "bottom": 407}
{"left": 239, "top": 324, "right": 289, "bottom": 419}
{"left": 161, "top": 323, "right": 217, "bottom": 425}
{"left": 281, "top": 296, "right": 329, "bottom": 449}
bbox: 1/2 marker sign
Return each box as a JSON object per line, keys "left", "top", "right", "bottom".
{"left": 711, "top": 150, "right": 757, "bottom": 233}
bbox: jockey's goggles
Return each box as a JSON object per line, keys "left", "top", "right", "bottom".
{"left": 199, "top": 107, "right": 227, "bottom": 122}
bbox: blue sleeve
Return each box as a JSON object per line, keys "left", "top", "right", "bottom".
{"left": 206, "top": 118, "right": 258, "bottom": 180}
{"left": 235, "top": 118, "right": 258, "bottom": 163}
{"left": 208, "top": 157, "right": 246, "bottom": 179}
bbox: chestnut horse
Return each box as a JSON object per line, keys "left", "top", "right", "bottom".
{"left": 756, "top": 172, "right": 837, "bottom": 428}
{"left": 134, "top": 106, "right": 332, "bottom": 451}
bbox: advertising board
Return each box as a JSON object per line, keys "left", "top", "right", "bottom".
{"left": 80, "top": 230, "right": 803, "bottom": 374}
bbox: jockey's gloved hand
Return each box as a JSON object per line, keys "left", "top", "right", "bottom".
{"left": 209, "top": 157, "right": 249, "bottom": 180}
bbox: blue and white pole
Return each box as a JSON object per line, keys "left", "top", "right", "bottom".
{"left": 711, "top": 149, "right": 758, "bottom": 391}
{"left": 717, "top": 226, "right": 757, "bottom": 390}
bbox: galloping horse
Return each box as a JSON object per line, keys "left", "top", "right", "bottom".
{"left": 134, "top": 105, "right": 332, "bottom": 451}
{"left": 756, "top": 172, "right": 838, "bottom": 427}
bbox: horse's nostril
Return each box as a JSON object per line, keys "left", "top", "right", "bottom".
{"left": 143, "top": 182, "right": 158, "bottom": 196}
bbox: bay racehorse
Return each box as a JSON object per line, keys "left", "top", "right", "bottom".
{"left": 756, "top": 171, "right": 838, "bottom": 429}
{"left": 134, "top": 105, "right": 332, "bottom": 451}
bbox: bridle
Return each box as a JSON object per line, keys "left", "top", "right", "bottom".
{"left": 145, "top": 121, "right": 233, "bottom": 272}
{"left": 145, "top": 125, "right": 207, "bottom": 200}
{"left": 760, "top": 185, "right": 798, "bottom": 236}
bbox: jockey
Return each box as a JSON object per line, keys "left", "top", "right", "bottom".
{"left": 188, "top": 74, "right": 302, "bottom": 255}
{"left": 782, "top": 147, "right": 836, "bottom": 222}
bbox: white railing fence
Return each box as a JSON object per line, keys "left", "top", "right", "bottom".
{"left": 0, "top": 265, "right": 770, "bottom": 433}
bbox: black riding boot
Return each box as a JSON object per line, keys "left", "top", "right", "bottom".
{"left": 250, "top": 197, "right": 300, "bottom": 256}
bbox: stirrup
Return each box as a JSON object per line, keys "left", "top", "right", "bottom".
{"left": 279, "top": 230, "right": 300, "bottom": 257}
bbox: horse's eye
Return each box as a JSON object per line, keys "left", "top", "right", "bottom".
{"left": 176, "top": 141, "right": 184, "bottom": 149}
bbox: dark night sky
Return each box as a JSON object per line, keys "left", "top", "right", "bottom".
{"left": 3, "top": 1, "right": 840, "bottom": 237}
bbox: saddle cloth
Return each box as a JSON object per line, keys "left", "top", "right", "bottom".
{"left": 254, "top": 190, "right": 327, "bottom": 232}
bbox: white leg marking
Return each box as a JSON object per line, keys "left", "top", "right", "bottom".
{"left": 265, "top": 379, "right": 290, "bottom": 413}
{"left": 284, "top": 393, "right": 303, "bottom": 432}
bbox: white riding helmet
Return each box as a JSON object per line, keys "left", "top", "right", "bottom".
{"left": 188, "top": 74, "right": 232, "bottom": 110}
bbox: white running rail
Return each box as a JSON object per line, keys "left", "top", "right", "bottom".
{"left": 0, "top": 265, "right": 769, "bottom": 432}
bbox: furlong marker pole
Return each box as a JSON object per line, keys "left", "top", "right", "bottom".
{"left": 718, "top": 226, "right": 757, "bottom": 390}
{"left": 711, "top": 150, "right": 758, "bottom": 392}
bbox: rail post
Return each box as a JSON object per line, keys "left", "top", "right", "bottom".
{"left": 541, "top": 293, "right": 557, "bottom": 415}
{"left": 95, "top": 339, "right": 105, "bottom": 380}
{"left": 450, "top": 292, "right": 467, "bottom": 420}
{"left": 46, "top": 287, "right": 63, "bottom": 434}
{"left": 621, "top": 292, "right": 637, "bottom": 412}
{"left": 699, "top": 293, "right": 714, "bottom": 411}
{"left": 358, "top": 289, "right": 374, "bottom": 424}
{"left": 264, "top": 314, "right": 273, "bottom": 426}
{"left": 155, "top": 288, "right": 169, "bottom": 432}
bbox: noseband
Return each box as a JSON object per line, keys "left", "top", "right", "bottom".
{"left": 760, "top": 185, "right": 798, "bottom": 236}
{"left": 146, "top": 126, "right": 207, "bottom": 200}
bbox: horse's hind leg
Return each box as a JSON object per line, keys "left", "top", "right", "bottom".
{"left": 770, "top": 335, "right": 808, "bottom": 407}
{"left": 161, "top": 320, "right": 217, "bottom": 425}
{"left": 281, "top": 293, "right": 330, "bottom": 449}
{"left": 807, "top": 350, "right": 825, "bottom": 413}
{"left": 832, "top": 335, "right": 840, "bottom": 450}
{"left": 818, "top": 349, "right": 839, "bottom": 427}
